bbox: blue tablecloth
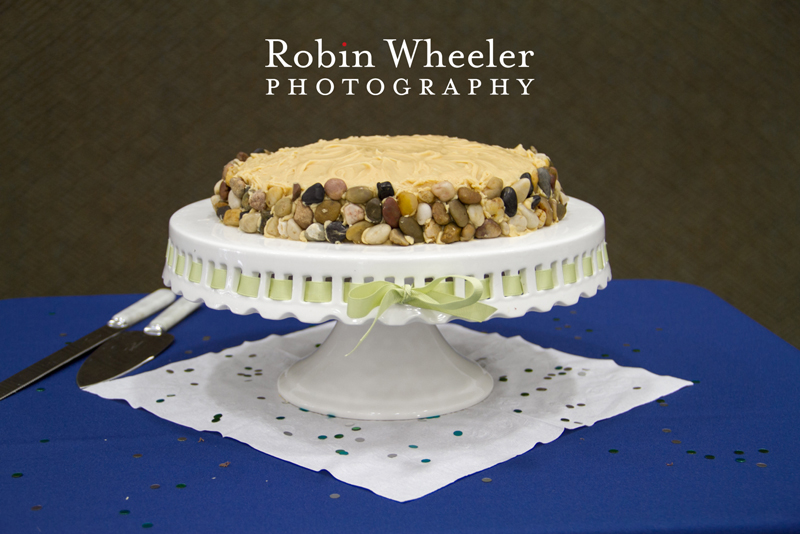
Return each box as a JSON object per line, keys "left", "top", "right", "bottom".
{"left": 1, "top": 280, "right": 798, "bottom": 533}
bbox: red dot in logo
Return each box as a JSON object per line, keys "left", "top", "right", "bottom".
{"left": 342, "top": 42, "right": 347, "bottom": 46}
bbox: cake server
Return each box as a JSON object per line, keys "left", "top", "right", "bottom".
{"left": 0, "top": 289, "right": 177, "bottom": 401}
{"left": 76, "top": 297, "right": 201, "bottom": 388}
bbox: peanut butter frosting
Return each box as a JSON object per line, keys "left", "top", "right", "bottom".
{"left": 228, "top": 134, "right": 551, "bottom": 193}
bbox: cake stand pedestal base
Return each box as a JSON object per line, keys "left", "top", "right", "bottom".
{"left": 277, "top": 321, "right": 494, "bottom": 420}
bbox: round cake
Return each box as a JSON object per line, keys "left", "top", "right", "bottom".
{"left": 210, "top": 135, "right": 568, "bottom": 246}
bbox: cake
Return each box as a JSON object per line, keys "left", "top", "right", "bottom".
{"left": 210, "top": 135, "right": 568, "bottom": 246}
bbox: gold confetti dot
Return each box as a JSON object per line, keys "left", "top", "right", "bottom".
{"left": 330, "top": 493, "right": 340, "bottom": 499}
{"left": 59, "top": 333, "right": 67, "bottom": 337}
{"left": 203, "top": 336, "right": 210, "bottom": 341}
{"left": 133, "top": 454, "right": 143, "bottom": 458}
{"left": 150, "top": 484, "right": 160, "bottom": 490}
{"left": 623, "top": 343, "right": 630, "bottom": 347}
{"left": 757, "top": 463, "right": 767, "bottom": 468}
{"left": 184, "top": 350, "right": 193, "bottom": 354}
{"left": 219, "top": 461, "right": 231, "bottom": 468}
{"left": 672, "top": 439, "right": 682, "bottom": 444}
{"left": 482, "top": 478, "right": 492, "bottom": 483}
{"left": 177, "top": 437, "right": 187, "bottom": 442}
{"left": 662, "top": 428, "right": 671, "bottom": 433}
{"left": 31, "top": 505, "right": 42, "bottom": 511}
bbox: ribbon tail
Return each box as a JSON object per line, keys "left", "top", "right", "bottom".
{"left": 344, "top": 290, "right": 403, "bottom": 357}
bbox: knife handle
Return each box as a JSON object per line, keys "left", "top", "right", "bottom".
{"left": 143, "top": 298, "right": 202, "bottom": 336}
{"left": 108, "top": 289, "right": 177, "bottom": 328}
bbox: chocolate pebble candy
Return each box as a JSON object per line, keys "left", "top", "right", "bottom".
{"left": 228, "top": 192, "right": 242, "bottom": 210}
{"left": 431, "top": 181, "right": 456, "bottom": 202}
{"left": 398, "top": 216, "right": 424, "bottom": 243}
{"left": 536, "top": 167, "right": 552, "bottom": 197}
{"left": 423, "top": 220, "right": 441, "bottom": 243}
{"left": 520, "top": 172, "right": 534, "bottom": 198}
{"left": 415, "top": 203, "right": 432, "bottom": 226}
{"left": 500, "top": 221, "right": 511, "bottom": 236}
{"left": 365, "top": 198, "right": 383, "bottom": 223}
{"left": 345, "top": 186, "right": 374, "bottom": 204}
{"left": 396, "top": 191, "right": 418, "bottom": 216}
{"left": 432, "top": 201, "right": 451, "bottom": 226}
{"left": 266, "top": 186, "right": 283, "bottom": 208}
{"left": 273, "top": 196, "right": 293, "bottom": 218}
{"left": 265, "top": 216, "right": 279, "bottom": 237}
{"left": 556, "top": 202, "right": 567, "bottom": 220}
{"left": 345, "top": 221, "right": 374, "bottom": 244}
{"left": 467, "top": 204, "right": 485, "bottom": 228}
{"left": 457, "top": 187, "right": 481, "bottom": 205}
{"left": 324, "top": 178, "right": 347, "bottom": 200}
{"left": 511, "top": 179, "right": 531, "bottom": 202}
{"left": 293, "top": 201, "right": 313, "bottom": 229}
{"left": 305, "top": 222, "right": 326, "bottom": 242}
{"left": 377, "top": 181, "right": 395, "bottom": 201}
{"left": 236, "top": 151, "right": 249, "bottom": 161}
{"left": 277, "top": 220, "right": 288, "bottom": 237}
{"left": 252, "top": 148, "right": 267, "bottom": 154}
{"left": 258, "top": 212, "right": 271, "bottom": 234}
{"left": 441, "top": 223, "right": 462, "bottom": 244}
{"left": 361, "top": 223, "right": 391, "bottom": 245}
{"left": 540, "top": 199, "right": 554, "bottom": 226}
{"left": 214, "top": 179, "right": 222, "bottom": 196}
{"left": 219, "top": 180, "right": 230, "bottom": 201}
{"left": 342, "top": 203, "right": 365, "bottom": 225}
{"left": 500, "top": 187, "right": 518, "bottom": 217}
{"left": 230, "top": 177, "right": 247, "bottom": 198}
{"left": 548, "top": 167, "right": 558, "bottom": 191}
{"left": 484, "top": 197, "right": 505, "bottom": 222}
{"left": 241, "top": 190, "right": 251, "bottom": 211}
{"left": 518, "top": 204, "right": 539, "bottom": 230}
{"left": 509, "top": 214, "right": 527, "bottom": 232}
{"left": 382, "top": 197, "right": 401, "bottom": 228}
{"left": 239, "top": 212, "right": 261, "bottom": 233}
{"left": 248, "top": 190, "right": 267, "bottom": 212}
{"left": 216, "top": 205, "right": 230, "bottom": 220}
{"left": 418, "top": 189, "right": 435, "bottom": 204}
{"left": 211, "top": 194, "right": 222, "bottom": 207}
{"left": 325, "top": 221, "right": 348, "bottom": 243}
{"left": 460, "top": 223, "right": 476, "bottom": 241}
{"left": 302, "top": 183, "right": 325, "bottom": 206}
{"left": 223, "top": 208, "right": 241, "bottom": 227}
{"left": 482, "top": 177, "right": 503, "bottom": 199}
{"left": 286, "top": 219, "right": 304, "bottom": 241}
{"left": 315, "top": 199, "right": 341, "bottom": 224}
{"left": 475, "top": 219, "right": 501, "bottom": 239}
{"left": 292, "top": 183, "right": 301, "bottom": 201}
{"left": 530, "top": 195, "right": 542, "bottom": 210}
{"left": 448, "top": 198, "right": 469, "bottom": 228}
{"left": 389, "top": 228, "right": 411, "bottom": 246}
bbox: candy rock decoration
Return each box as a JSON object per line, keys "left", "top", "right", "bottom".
{"left": 209, "top": 135, "right": 568, "bottom": 245}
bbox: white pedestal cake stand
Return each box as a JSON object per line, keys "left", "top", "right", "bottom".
{"left": 162, "top": 198, "right": 611, "bottom": 420}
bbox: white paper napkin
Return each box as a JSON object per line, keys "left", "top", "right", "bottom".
{"left": 84, "top": 323, "right": 692, "bottom": 502}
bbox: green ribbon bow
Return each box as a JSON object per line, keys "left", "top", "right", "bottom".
{"left": 344, "top": 276, "right": 497, "bottom": 355}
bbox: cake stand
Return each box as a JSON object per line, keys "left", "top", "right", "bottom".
{"left": 162, "top": 198, "right": 611, "bottom": 420}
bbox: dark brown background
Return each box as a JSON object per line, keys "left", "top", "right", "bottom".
{"left": 1, "top": 1, "right": 798, "bottom": 348}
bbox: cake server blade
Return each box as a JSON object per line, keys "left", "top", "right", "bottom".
{"left": 0, "top": 289, "right": 176, "bottom": 401}
{"left": 76, "top": 298, "right": 201, "bottom": 388}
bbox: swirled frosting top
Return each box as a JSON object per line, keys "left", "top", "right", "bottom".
{"left": 230, "top": 135, "right": 551, "bottom": 193}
